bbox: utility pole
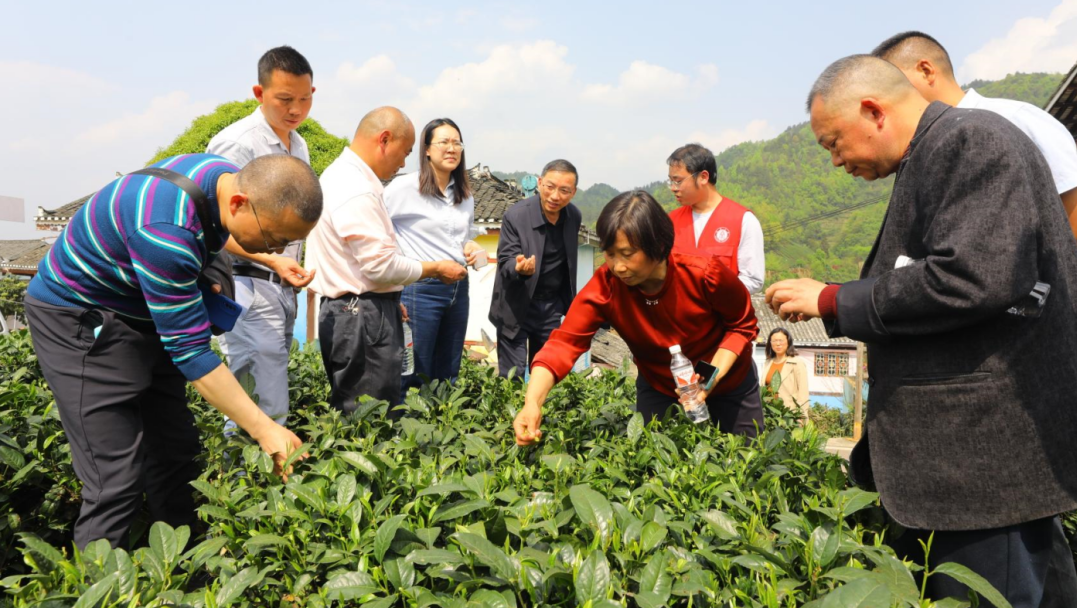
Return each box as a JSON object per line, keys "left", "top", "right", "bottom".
{"left": 853, "top": 341, "right": 865, "bottom": 441}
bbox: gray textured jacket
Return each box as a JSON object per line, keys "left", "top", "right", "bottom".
{"left": 833, "top": 102, "right": 1077, "bottom": 530}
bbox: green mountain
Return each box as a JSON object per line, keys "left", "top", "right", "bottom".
{"left": 503, "top": 71, "right": 1066, "bottom": 284}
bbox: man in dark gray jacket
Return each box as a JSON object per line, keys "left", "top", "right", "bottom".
{"left": 766, "top": 54, "right": 1077, "bottom": 605}
{"left": 489, "top": 160, "right": 582, "bottom": 378}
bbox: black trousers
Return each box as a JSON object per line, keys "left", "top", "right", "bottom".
{"left": 319, "top": 292, "right": 403, "bottom": 413}
{"left": 635, "top": 361, "right": 764, "bottom": 438}
{"left": 24, "top": 296, "right": 201, "bottom": 549}
{"left": 891, "top": 515, "right": 1077, "bottom": 607}
{"left": 496, "top": 298, "right": 566, "bottom": 378}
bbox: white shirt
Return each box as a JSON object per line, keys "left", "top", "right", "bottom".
{"left": 206, "top": 107, "right": 311, "bottom": 266}
{"left": 305, "top": 148, "right": 422, "bottom": 298}
{"left": 692, "top": 207, "right": 765, "bottom": 294}
{"left": 959, "top": 88, "right": 1077, "bottom": 194}
{"left": 383, "top": 172, "right": 484, "bottom": 265}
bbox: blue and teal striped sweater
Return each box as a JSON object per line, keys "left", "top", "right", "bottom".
{"left": 28, "top": 154, "right": 238, "bottom": 381}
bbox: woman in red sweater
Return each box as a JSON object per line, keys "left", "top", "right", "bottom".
{"left": 514, "top": 191, "right": 762, "bottom": 446}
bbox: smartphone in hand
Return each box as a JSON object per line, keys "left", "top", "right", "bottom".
{"left": 694, "top": 361, "right": 719, "bottom": 392}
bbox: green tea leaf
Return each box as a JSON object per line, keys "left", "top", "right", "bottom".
{"left": 407, "top": 548, "right": 466, "bottom": 565}
{"left": 433, "top": 499, "right": 490, "bottom": 524}
{"left": 700, "top": 510, "right": 739, "bottom": 540}
{"left": 815, "top": 577, "right": 893, "bottom": 608}
{"left": 640, "top": 522, "right": 667, "bottom": 554}
{"left": 340, "top": 451, "right": 380, "bottom": 477}
{"left": 569, "top": 484, "right": 614, "bottom": 545}
{"left": 375, "top": 514, "right": 408, "bottom": 564}
{"left": 575, "top": 549, "right": 611, "bottom": 606}
{"left": 417, "top": 482, "right": 472, "bottom": 497}
{"left": 324, "top": 570, "right": 380, "bottom": 600}
{"left": 932, "top": 563, "right": 1013, "bottom": 608}
{"left": 244, "top": 534, "right": 289, "bottom": 551}
{"left": 72, "top": 572, "right": 118, "bottom": 608}
{"left": 149, "top": 521, "right": 179, "bottom": 565}
{"left": 453, "top": 532, "right": 516, "bottom": 580}
{"left": 627, "top": 413, "right": 645, "bottom": 444}
{"left": 215, "top": 566, "right": 265, "bottom": 606}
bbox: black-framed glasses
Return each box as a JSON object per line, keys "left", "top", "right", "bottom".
{"left": 248, "top": 200, "right": 290, "bottom": 253}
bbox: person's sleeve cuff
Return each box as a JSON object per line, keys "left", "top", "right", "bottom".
{"left": 818, "top": 284, "right": 841, "bottom": 320}
{"left": 176, "top": 350, "right": 223, "bottom": 382}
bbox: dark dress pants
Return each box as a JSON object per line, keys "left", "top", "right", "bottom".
{"left": 890, "top": 515, "right": 1077, "bottom": 607}
{"left": 319, "top": 292, "right": 403, "bottom": 413}
{"left": 635, "top": 360, "right": 764, "bottom": 438}
{"left": 24, "top": 296, "right": 201, "bottom": 549}
{"left": 496, "top": 298, "right": 566, "bottom": 379}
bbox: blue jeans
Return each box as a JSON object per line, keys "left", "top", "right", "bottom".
{"left": 401, "top": 277, "right": 469, "bottom": 398}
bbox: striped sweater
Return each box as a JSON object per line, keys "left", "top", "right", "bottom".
{"left": 27, "top": 154, "right": 238, "bottom": 381}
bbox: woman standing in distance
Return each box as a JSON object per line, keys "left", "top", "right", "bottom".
{"left": 513, "top": 191, "right": 763, "bottom": 445}
{"left": 384, "top": 118, "right": 484, "bottom": 396}
{"left": 761, "top": 328, "right": 810, "bottom": 420}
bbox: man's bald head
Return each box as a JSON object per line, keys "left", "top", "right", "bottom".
{"left": 235, "top": 154, "right": 323, "bottom": 222}
{"left": 805, "top": 54, "right": 920, "bottom": 114}
{"left": 872, "top": 31, "right": 955, "bottom": 81}
{"left": 354, "top": 106, "right": 413, "bottom": 141}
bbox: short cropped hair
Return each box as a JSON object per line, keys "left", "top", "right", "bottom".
{"left": 596, "top": 190, "right": 674, "bottom": 262}
{"left": 541, "top": 159, "right": 579, "bottom": 186}
{"left": 235, "top": 155, "right": 323, "bottom": 223}
{"left": 258, "top": 46, "right": 314, "bottom": 87}
{"left": 805, "top": 54, "right": 914, "bottom": 113}
{"left": 667, "top": 144, "right": 718, "bottom": 185}
{"left": 871, "top": 31, "right": 955, "bottom": 79}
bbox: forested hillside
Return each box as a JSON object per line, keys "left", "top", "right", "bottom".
{"left": 504, "top": 71, "right": 1066, "bottom": 284}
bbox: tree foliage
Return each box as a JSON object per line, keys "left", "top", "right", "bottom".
{"left": 146, "top": 99, "right": 348, "bottom": 176}
{"left": 964, "top": 71, "right": 1066, "bottom": 109}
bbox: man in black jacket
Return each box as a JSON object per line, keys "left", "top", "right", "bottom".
{"left": 766, "top": 54, "right": 1077, "bottom": 605}
{"left": 490, "top": 160, "right": 582, "bottom": 378}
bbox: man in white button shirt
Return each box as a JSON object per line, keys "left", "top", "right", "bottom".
{"left": 305, "top": 108, "right": 466, "bottom": 413}
{"left": 206, "top": 46, "right": 317, "bottom": 427}
{"left": 666, "top": 143, "right": 765, "bottom": 294}
{"left": 873, "top": 32, "right": 1077, "bottom": 237}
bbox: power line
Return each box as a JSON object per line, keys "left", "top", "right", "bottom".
{"left": 762, "top": 194, "right": 888, "bottom": 237}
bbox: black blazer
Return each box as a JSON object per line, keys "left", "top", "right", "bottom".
{"left": 488, "top": 196, "right": 582, "bottom": 339}
{"left": 832, "top": 102, "right": 1077, "bottom": 531}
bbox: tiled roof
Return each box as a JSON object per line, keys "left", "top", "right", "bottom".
{"left": 468, "top": 165, "right": 524, "bottom": 225}
{"left": 751, "top": 294, "right": 855, "bottom": 346}
{"left": 38, "top": 194, "right": 93, "bottom": 220}
{"left": 0, "top": 239, "right": 51, "bottom": 271}
{"left": 1046, "top": 61, "right": 1077, "bottom": 138}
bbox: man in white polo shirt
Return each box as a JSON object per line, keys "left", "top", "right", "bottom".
{"left": 305, "top": 107, "right": 466, "bottom": 414}
{"left": 873, "top": 32, "right": 1077, "bottom": 237}
{"left": 207, "top": 46, "right": 317, "bottom": 428}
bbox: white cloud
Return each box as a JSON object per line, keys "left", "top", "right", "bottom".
{"left": 73, "top": 91, "right": 215, "bottom": 148}
{"left": 959, "top": 0, "right": 1077, "bottom": 82}
{"left": 0, "top": 60, "right": 115, "bottom": 100}
{"left": 412, "top": 40, "right": 575, "bottom": 113}
{"left": 500, "top": 15, "right": 539, "bottom": 32}
{"left": 335, "top": 55, "right": 416, "bottom": 91}
{"left": 686, "top": 119, "right": 779, "bottom": 154}
{"left": 581, "top": 61, "right": 719, "bottom": 105}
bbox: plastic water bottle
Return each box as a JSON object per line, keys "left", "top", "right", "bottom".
{"left": 669, "top": 345, "right": 710, "bottom": 424}
{"left": 402, "top": 322, "right": 415, "bottom": 376}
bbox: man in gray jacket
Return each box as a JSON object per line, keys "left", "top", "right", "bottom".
{"left": 766, "top": 55, "right": 1077, "bottom": 605}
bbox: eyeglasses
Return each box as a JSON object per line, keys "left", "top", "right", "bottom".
{"left": 666, "top": 172, "right": 699, "bottom": 189}
{"left": 430, "top": 139, "right": 465, "bottom": 151}
{"left": 542, "top": 181, "right": 574, "bottom": 197}
{"left": 248, "top": 200, "right": 291, "bottom": 253}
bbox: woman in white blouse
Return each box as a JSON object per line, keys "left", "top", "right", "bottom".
{"left": 384, "top": 118, "right": 485, "bottom": 396}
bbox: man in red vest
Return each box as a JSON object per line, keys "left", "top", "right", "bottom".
{"left": 666, "top": 143, "right": 764, "bottom": 293}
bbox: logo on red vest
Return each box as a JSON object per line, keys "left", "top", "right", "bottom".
{"left": 715, "top": 227, "right": 731, "bottom": 243}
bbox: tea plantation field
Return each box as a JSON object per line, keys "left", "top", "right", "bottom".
{"left": 0, "top": 330, "right": 1020, "bottom": 606}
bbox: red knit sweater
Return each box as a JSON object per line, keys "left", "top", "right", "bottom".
{"left": 532, "top": 252, "right": 759, "bottom": 398}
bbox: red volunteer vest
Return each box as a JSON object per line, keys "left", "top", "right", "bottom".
{"left": 670, "top": 197, "right": 749, "bottom": 275}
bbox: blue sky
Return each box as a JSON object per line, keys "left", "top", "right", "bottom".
{"left": 2, "top": 0, "right": 1075, "bottom": 238}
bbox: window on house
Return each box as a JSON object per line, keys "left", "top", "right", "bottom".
{"left": 814, "top": 352, "right": 850, "bottom": 377}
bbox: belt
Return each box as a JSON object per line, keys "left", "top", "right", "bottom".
{"left": 234, "top": 266, "right": 282, "bottom": 285}
{"left": 323, "top": 291, "right": 400, "bottom": 302}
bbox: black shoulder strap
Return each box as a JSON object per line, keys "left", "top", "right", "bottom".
{"left": 128, "top": 167, "right": 223, "bottom": 258}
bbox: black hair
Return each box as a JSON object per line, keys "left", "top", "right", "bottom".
{"left": 541, "top": 159, "right": 579, "bottom": 186}
{"left": 258, "top": 46, "right": 314, "bottom": 87}
{"left": 419, "top": 118, "right": 471, "bottom": 206}
{"left": 596, "top": 190, "right": 674, "bottom": 262}
{"left": 871, "top": 31, "right": 954, "bottom": 78}
{"left": 667, "top": 143, "right": 718, "bottom": 185}
{"left": 765, "top": 327, "right": 799, "bottom": 359}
